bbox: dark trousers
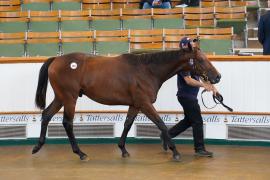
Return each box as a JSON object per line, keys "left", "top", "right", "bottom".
{"left": 168, "top": 96, "right": 205, "bottom": 151}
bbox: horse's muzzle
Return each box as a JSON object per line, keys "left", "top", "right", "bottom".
{"left": 215, "top": 74, "right": 221, "bottom": 83}
{"left": 211, "top": 74, "right": 221, "bottom": 84}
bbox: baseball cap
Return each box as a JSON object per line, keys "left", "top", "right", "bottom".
{"left": 179, "top": 37, "right": 192, "bottom": 49}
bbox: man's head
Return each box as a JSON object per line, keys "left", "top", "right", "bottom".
{"left": 179, "top": 37, "right": 221, "bottom": 84}
{"left": 179, "top": 37, "right": 199, "bottom": 51}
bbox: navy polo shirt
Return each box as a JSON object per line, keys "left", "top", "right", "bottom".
{"left": 177, "top": 71, "right": 200, "bottom": 100}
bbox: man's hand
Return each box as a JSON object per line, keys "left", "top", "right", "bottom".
{"left": 202, "top": 82, "right": 219, "bottom": 96}
{"left": 211, "top": 85, "right": 218, "bottom": 97}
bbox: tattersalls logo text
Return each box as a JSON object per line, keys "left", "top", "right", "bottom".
{"left": 230, "top": 115, "right": 270, "bottom": 124}
{"left": 0, "top": 115, "right": 29, "bottom": 123}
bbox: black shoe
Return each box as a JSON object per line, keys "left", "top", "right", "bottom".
{"left": 160, "top": 134, "right": 168, "bottom": 151}
{"left": 195, "top": 149, "right": 213, "bottom": 157}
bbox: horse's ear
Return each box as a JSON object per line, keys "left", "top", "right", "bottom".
{"left": 192, "top": 37, "right": 200, "bottom": 48}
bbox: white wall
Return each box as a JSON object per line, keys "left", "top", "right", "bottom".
{"left": 0, "top": 62, "right": 270, "bottom": 112}
{"left": 1, "top": 61, "right": 270, "bottom": 139}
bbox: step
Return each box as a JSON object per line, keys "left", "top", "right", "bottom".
{"left": 247, "top": 38, "right": 262, "bottom": 48}
{"left": 247, "top": 28, "right": 258, "bottom": 38}
{"left": 233, "top": 48, "right": 263, "bottom": 55}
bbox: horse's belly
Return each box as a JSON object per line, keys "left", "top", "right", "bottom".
{"left": 84, "top": 88, "right": 132, "bottom": 106}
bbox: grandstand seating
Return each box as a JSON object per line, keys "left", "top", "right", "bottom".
{"left": 95, "top": 29, "right": 129, "bottom": 55}
{"left": 121, "top": 9, "right": 152, "bottom": 29}
{"left": 52, "top": 0, "right": 82, "bottom": 10}
{"left": 90, "top": 9, "right": 121, "bottom": 30}
{"left": 112, "top": 0, "right": 140, "bottom": 9}
{"left": 26, "top": 31, "right": 60, "bottom": 56}
{"left": 215, "top": 6, "right": 247, "bottom": 34}
{"left": 0, "top": 0, "right": 260, "bottom": 56}
{"left": 129, "top": 29, "right": 164, "bottom": 52}
{"left": 60, "top": 10, "right": 90, "bottom": 31}
{"left": 0, "top": 27, "right": 236, "bottom": 56}
{"left": 201, "top": 1, "right": 230, "bottom": 7}
{"left": 82, "top": 0, "right": 112, "bottom": 10}
{"left": 0, "top": 11, "right": 28, "bottom": 33}
{"left": 0, "top": 5, "right": 249, "bottom": 33}
{"left": 0, "top": 0, "right": 21, "bottom": 12}
{"left": 61, "top": 31, "right": 93, "bottom": 54}
{"left": 115, "top": 0, "right": 141, "bottom": 9}
{"left": 200, "top": 0, "right": 260, "bottom": 10}
{"left": 28, "top": 11, "right": 60, "bottom": 32}
{"left": 112, "top": 0, "right": 127, "bottom": 9}
{"left": 184, "top": 13, "right": 215, "bottom": 28}
{"left": 183, "top": 7, "right": 215, "bottom": 28}
{"left": 199, "top": 27, "right": 234, "bottom": 54}
{"left": 152, "top": 8, "right": 184, "bottom": 29}
{"left": 0, "top": 32, "right": 26, "bottom": 57}
{"left": 22, "top": 0, "right": 52, "bottom": 11}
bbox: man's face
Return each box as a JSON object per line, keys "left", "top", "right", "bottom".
{"left": 181, "top": 43, "right": 189, "bottom": 49}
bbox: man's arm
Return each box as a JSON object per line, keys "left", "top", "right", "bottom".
{"left": 183, "top": 76, "right": 218, "bottom": 95}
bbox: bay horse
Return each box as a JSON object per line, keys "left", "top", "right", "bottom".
{"left": 32, "top": 47, "right": 221, "bottom": 161}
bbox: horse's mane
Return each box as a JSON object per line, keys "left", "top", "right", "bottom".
{"left": 122, "top": 49, "right": 187, "bottom": 66}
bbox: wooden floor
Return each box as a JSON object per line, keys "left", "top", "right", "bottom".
{"left": 0, "top": 144, "right": 270, "bottom": 180}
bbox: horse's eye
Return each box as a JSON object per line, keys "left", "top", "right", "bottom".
{"left": 197, "top": 58, "right": 204, "bottom": 64}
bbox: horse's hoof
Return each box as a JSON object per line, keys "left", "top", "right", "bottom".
{"left": 160, "top": 134, "right": 168, "bottom": 152}
{"left": 162, "top": 144, "right": 168, "bottom": 152}
{"left": 32, "top": 146, "right": 40, "bottom": 154}
{"left": 172, "top": 154, "right": 181, "bottom": 162}
{"left": 80, "top": 154, "right": 89, "bottom": 162}
{"left": 122, "top": 152, "right": 130, "bottom": 158}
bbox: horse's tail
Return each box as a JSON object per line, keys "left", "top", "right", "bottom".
{"left": 35, "top": 57, "right": 56, "bottom": 110}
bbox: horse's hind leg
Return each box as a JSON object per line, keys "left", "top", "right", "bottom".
{"left": 32, "top": 98, "right": 62, "bottom": 154}
{"left": 140, "top": 103, "right": 181, "bottom": 161}
{"left": 62, "top": 101, "right": 88, "bottom": 161}
{"left": 118, "top": 106, "right": 139, "bottom": 158}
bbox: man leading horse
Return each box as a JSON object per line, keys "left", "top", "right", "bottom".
{"left": 32, "top": 40, "right": 221, "bottom": 161}
{"left": 161, "top": 37, "right": 220, "bottom": 157}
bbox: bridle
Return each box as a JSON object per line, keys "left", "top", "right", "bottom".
{"left": 201, "top": 89, "right": 233, "bottom": 112}
{"left": 189, "top": 58, "right": 209, "bottom": 82}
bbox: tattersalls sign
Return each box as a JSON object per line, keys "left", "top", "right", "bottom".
{"left": 227, "top": 115, "right": 270, "bottom": 125}
{"left": 0, "top": 112, "right": 270, "bottom": 139}
{"left": 0, "top": 115, "right": 30, "bottom": 124}
{"left": 0, "top": 113, "right": 270, "bottom": 125}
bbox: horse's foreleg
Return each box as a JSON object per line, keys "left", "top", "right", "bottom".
{"left": 62, "top": 102, "right": 88, "bottom": 161}
{"left": 141, "top": 103, "right": 181, "bottom": 161}
{"left": 118, "top": 106, "right": 139, "bottom": 158}
{"left": 32, "top": 98, "right": 62, "bottom": 154}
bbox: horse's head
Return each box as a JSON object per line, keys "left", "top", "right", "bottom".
{"left": 183, "top": 47, "right": 221, "bottom": 84}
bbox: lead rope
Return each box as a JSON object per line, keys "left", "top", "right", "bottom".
{"left": 201, "top": 89, "right": 233, "bottom": 112}
{"left": 201, "top": 89, "right": 218, "bottom": 109}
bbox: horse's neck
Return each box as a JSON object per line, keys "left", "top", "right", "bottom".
{"left": 148, "top": 57, "right": 186, "bottom": 85}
